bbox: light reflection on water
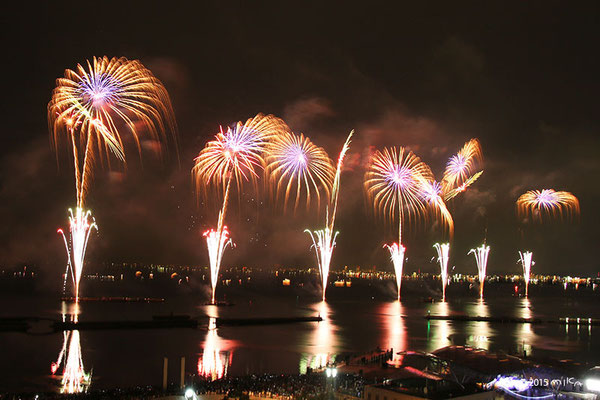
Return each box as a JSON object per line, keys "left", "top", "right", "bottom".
{"left": 21, "top": 293, "right": 596, "bottom": 392}
{"left": 380, "top": 301, "right": 407, "bottom": 359}
{"left": 465, "top": 299, "right": 492, "bottom": 350}
{"left": 198, "top": 305, "right": 235, "bottom": 381}
{"left": 299, "top": 301, "right": 338, "bottom": 374}
{"left": 426, "top": 301, "right": 455, "bottom": 352}
{"left": 51, "top": 302, "right": 91, "bottom": 394}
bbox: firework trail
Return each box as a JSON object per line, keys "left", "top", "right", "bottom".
{"left": 266, "top": 132, "right": 334, "bottom": 212}
{"left": 49, "top": 56, "right": 176, "bottom": 302}
{"left": 517, "top": 189, "right": 580, "bottom": 222}
{"left": 468, "top": 244, "right": 490, "bottom": 299}
{"left": 365, "top": 147, "right": 432, "bottom": 299}
{"left": 518, "top": 251, "right": 534, "bottom": 297}
{"left": 306, "top": 131, "right": 353, "bottom": 301}
{"left": 194, "top": 114, "right": 287, "bottom": 303}
{"left": 433, "top": 243, "right": 450, "bottom": 301}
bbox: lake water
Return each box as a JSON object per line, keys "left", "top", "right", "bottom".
{"left": 0, "top": 281, "right": 598, "bottom": 393}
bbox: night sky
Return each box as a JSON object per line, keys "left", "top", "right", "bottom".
{"left": 2, "top": 2, "right": 599, "bottom": 278}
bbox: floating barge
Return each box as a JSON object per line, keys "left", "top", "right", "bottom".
{"left": 215, "top": 316, "right": 322, "bottom": 327}
{"left": 60, "top": 296, "right": 165, "bottom": 303}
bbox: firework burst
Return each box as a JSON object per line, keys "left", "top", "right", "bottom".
{"left": 442, "top": 138, "right": 482, "bottom": 193}
{"left": 468, "top": 244, "right": 490, "bottom": 299}
{"left": 49, "top": 56, "right": 177, "bottom": 207}
{"left": 306, "top": 131, "right": 353, "bottom": 301}
{"left": 433, "top": 243, "right": 450, "bottom": 301}
{"left": 266, "top": 132, "right": 334, "bottom": 212}
{"left": 517, "top": 189, "right": 580, "bottom": 222}
{"left": 49, "top": 56, "right": 176, "bottom": 303}
{"left": 193, "top": 114, "right": 287, "bottom": 303}
{"left": 365, "top": 147, "right": 433, "bottom": 299}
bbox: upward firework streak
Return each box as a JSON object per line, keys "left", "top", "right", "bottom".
{"left": 433, "top": 243, "right": 450, "bottom": 301}
{"left": 365, "top": 147, "right": 432, "bottom": 300}
{"left": 383, "top": 243, "right": 405, "bottom": 300}
{"left": 518, "top": 251, "right": 534, "bottom": 297}
{"left": 203, "top": 227, "right": 233, "bottom": 304}
{"left": 194, "top": 115, "right": 286, "bottom": 303}
{"left": 306, "top": 131, "right": 353, "bottom": 301}
{"left": 468, "top": 244, "right": 490, "bottom": 299}
{"left": 57, "top": 209, "right": 97, "bottom": 301}
{"left": 49, "top": 56, "right": 176, "bottom": 302}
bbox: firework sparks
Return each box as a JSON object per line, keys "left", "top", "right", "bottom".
{"left": 517, "top": 189, "right": 580, "bottom": 222}
{"left": 49, "top": 56, "right": 176, "bottom": 303}
{"left": 306, "top": 131, "right": 353, "bottom": 301}
{"left": 266, "top": 132, "right": 335, "bottom": 212}
{"left": 305, "top": 227, "right": 339, "bottom": 301}
{"left": 365, "top": 147, "right": 433, "bottom": 242}
{"left": 420, "top": 180, "right": 454, "bottom": 238}
{"left": 433, "top": 243, "right": 450, "bottom": 301}
{"left": 468, "top": 244, "right": 490, "bottom": 299}
{"left": 194, "top": 114, "right": 287, "bottom": 303}
{"left": 365, "top": 147, "right": 433, "bottom": 299}
{"left": 442, "top": 138, "right": 482, "bottom": 192}
{"left": 518, "top": 251, "right": 534, "bottom": 297}
{"left": 204, "top": 227, "right": 234, "bottom": 304}
{"left": 57, "top": 208, "right": 97, "bottom": 303}
{"left": 49, "top": 56, "right": 176, "bottom": 208}
{"left": 384, "top": 243, "right": 406, "bottom": 301}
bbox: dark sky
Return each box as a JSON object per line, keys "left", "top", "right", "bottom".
{"left": 1, "top": 2, "right": 599, "bottom": 278}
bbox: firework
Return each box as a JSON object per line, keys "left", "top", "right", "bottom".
{"left": 384, "top": 243, "right": 406, "bottom": 301}
{"left": 365, "top": 147, "right": 433, "bottom": 299}
{"left": 518, "top": 251, "right": 534, "bottom": 297}
{"left": 433, "top": 243, "right": 450, "bottom": 301}
{"left": 468, "top": 244, "right": 490, "bottom": 299}
{"left": 443, "top": 171, "right": 483, "bottom": 201}
{"left": 57, "top": 208, "right": 97, "bottom": 303}
{"left": 420, "top": 180, "right": 454, "bottom": 238}
{"left": 365, "top": 147, "right": 433, "bottom": 242}
{"left": 49, "top": 56, "right": 176, "bottom": 208}
{"left": 266, "top": 132, "right": 335, "bottom": 212}
{"left": 442, "top": 138, "right": 482, "bottom": 192}
{"left": 306, "top": 131, "right": 353, "bottom": 301}
{"left": 193, "top": 114, "right": 287, "bottom": 303}
{"left": 49, "top": 56, "right": 176, "bottom": 303}
{"left": 517, "top": 189, "right": 580, "bottom": 222}
{"left": 204, "top": 227, "right": 234, "bottom": 304}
